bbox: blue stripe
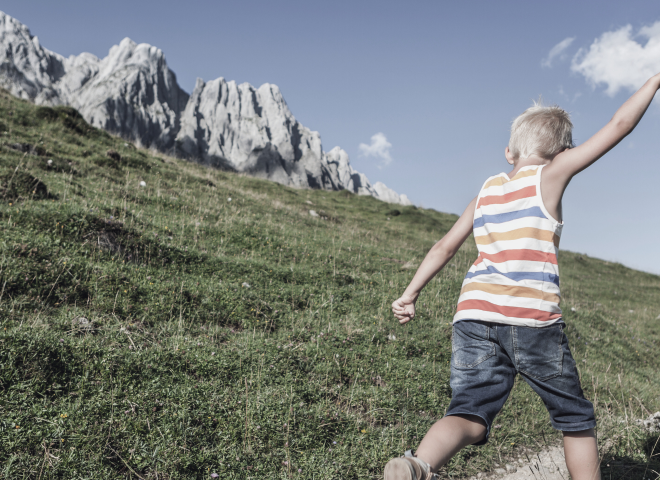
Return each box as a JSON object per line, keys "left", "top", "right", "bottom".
{"left": 464, "top": 265, "right": 559, "bottom": 286}
{"left": 473, "top": 206, "right": 546, "bottom": 229}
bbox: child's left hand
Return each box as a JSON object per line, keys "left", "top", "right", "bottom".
{"left": 392, "top": 296, "right": 416, "bottom": 324}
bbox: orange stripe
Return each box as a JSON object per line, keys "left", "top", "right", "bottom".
{"left": 477, "top": 185, "right": 536, "bottom": 208}
{"left": 473, "top": 249, "right": 558, "bottom": 265}
{"left": 483, "top": 176, "right": 507, "bottom": 189}
{"left": 459, "top": 282, "right": 560, "bottom": 304}
{"left": 457, "top": 299, "right": 561, "bottom": 322}
{"left": 475, "top": 228, "right": 560, "bottom": 248}
{"left": 482, "top": 169, "right": 538, "bottom": 190}
{"left": 509, "top": 168, "right": 538, "bottom": 182}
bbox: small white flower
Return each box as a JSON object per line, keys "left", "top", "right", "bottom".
{"left": 227, "top": 197, "right": 232, "bottom": 202}
{"left": 139, "top": 181, "right": 146, "bottom": 187}
{"left": 242, "top": 282, "right": 251, "bottom": 288}
{"left": 571, "top": 307, "right": 576, "bottom": 312}
{"left": 47, "top": 159, "right": 53, "bottom": 166}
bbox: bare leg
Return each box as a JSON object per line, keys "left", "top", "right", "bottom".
{"left": 414, "top": 414, "right": 487, "bottom": 472}
{"left": 563, "top": 429, "right": 601, "bottom": 480}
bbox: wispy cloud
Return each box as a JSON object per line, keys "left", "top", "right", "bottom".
{"left": 558, "top": 85, "right": 583, "bottom": 104}
{"left": 358, "top": 132, "right": 392, "bottom": 168}
{"left": 541, "top": 37, "right": 575, "bottom": 68}
{"left": 571, "top": 21, "right": 660, "bottom": 96}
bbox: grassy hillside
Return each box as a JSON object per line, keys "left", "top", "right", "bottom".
{"left": 0, "top": 89, "right": 659, "bottom": 479}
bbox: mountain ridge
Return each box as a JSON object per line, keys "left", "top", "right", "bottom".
{"left": 0, "top": 10, "right": 411, "bottom": 205}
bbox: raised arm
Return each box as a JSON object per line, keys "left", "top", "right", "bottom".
{"left": 392, "top": 196, "right": 477, "bottom": 324}
{"left": 544, "top": 73, "right": 660, "bottom": 191}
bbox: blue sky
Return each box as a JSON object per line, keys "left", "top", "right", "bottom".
{"left": 4, "top": 1, "right": 660, "bottom": 273}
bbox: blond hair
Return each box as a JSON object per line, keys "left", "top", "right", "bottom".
{"left": 509, "top": 101, "right": 574, "bottom": 160}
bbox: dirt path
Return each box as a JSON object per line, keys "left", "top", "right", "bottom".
{"left": 468, "top": 446, "right": 569, "bottom": 479}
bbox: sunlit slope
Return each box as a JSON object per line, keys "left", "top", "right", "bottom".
{"left": 1, "top": 89, "right": 658, "bottom": 479}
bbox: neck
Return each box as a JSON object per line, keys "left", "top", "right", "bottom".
{"left": 508, "top": 155, "right": 551, "bottom": 176}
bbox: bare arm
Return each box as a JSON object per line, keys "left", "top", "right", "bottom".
{"left": 543, "top": 73, "right": 660, "bottom": 198}
{"left": 392, "top": 197, "right": 477, "bottom": 324}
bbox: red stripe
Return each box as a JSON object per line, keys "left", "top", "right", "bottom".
{"left": 477, "top": 186, "right": 536, "bottom": 208}
{"left": 472, "top": 249, "right": 557, "bottom": 266}
{"left": 457, "top": 299, "right": 561, "bottom": 322}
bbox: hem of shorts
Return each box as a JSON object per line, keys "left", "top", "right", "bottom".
{"left": 444, "top": 410, "right": 491, "bottom": 446}
{"left": 452, "top": 317, "right": 565, "bottom": 328}
{"left": 550, "top": 420, "right": 597, "bottom": 432}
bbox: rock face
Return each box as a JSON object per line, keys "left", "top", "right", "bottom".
{"left": 0, "top": 12, "right": 65, "bottom": 105}
{"left": 0, "top": 13, "right": 187, "bottom": 151}
{"left": 178, "top": 78, "right": 330, "bottom": 188}
{"left": 0, "top": 10, "right": 412, "bottom": 205}
{"left": 66, "top": 39, "right": 189, "bottom": 152}
{"left": 373, "top": 181, "right": 412, "bottom": 206}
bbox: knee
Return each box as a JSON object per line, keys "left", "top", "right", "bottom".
{"left": 456, "top": 414, "right": 487, "bottom": 441}
{"left": 563, "top": 428, "right": 596, "bottom": 439}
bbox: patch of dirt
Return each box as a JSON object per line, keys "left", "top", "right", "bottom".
{"left": 84, "top": 220, "right": 143, "bottom": 261}
{"left": 468, "top": 446, "right": 569, "bottom": 479}
{"left": 0, "top": 171, "right": 52, "bottom": 201}
{"left": 106, "top": 149, "right": 121, "bottom": 162}
{"left": 95, "top": 228, "right": 123, "bottom": 254}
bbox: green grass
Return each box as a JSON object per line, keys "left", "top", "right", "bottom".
{"left": 0, "top": 88, "right": 659, "bottom": 479}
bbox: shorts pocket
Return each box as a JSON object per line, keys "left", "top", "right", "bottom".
{"left": 514, "top": 324, "right": 563, "bottom": 381}
{"left": 451, "top": 321, "right": 496, "bottom": 368}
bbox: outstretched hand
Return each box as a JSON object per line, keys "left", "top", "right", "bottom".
{"left": 392, "top": 296, "right": 416, "bottom": 324}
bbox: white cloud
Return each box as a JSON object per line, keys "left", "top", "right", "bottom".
{"left": 358, "top": 132, "right": 392, "bottom": 168}
{"left": 571, "top": 21, "right": 660, "bottom": 96}
{"left": 542, "top": 37, "right": 575, "bottom": 68}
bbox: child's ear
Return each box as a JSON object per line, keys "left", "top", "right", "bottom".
{"left": 505, "top": 147, "right": 515, "bottom": 165}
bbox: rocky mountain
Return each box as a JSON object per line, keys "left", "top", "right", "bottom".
{"left": 0, "top": 10, "right": 411, "bottom": 205}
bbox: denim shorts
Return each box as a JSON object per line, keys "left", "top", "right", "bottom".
{"left": 446, "top": 320, "right": 596, "bottom": 445}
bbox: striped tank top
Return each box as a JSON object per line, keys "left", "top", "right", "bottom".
{"left": 454, "top": 165, "right": 563, "bottom": 327}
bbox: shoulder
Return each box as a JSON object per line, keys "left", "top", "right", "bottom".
{"left": 515, "top": 165, "right": 543, "bottom": 179}
{"left": 481, "top": 172, "right": 507, "bottom": 190}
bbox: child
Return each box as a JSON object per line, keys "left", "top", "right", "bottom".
{"left": 385, "top": 73, "right": 660, "bottom": 480}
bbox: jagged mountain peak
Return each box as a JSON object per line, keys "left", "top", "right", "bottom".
{"left": 105, "top": 37, "right": 167, "bottom": 71}
{"left": 0, "top": 11, "right": 66, "bottom": 104}
{"left": 0, "top": 10, "right": 412, "bottom": 205}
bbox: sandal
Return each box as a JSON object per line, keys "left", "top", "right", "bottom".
{"left": 384, "top": 450, "right": 438, "bottom": 480}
